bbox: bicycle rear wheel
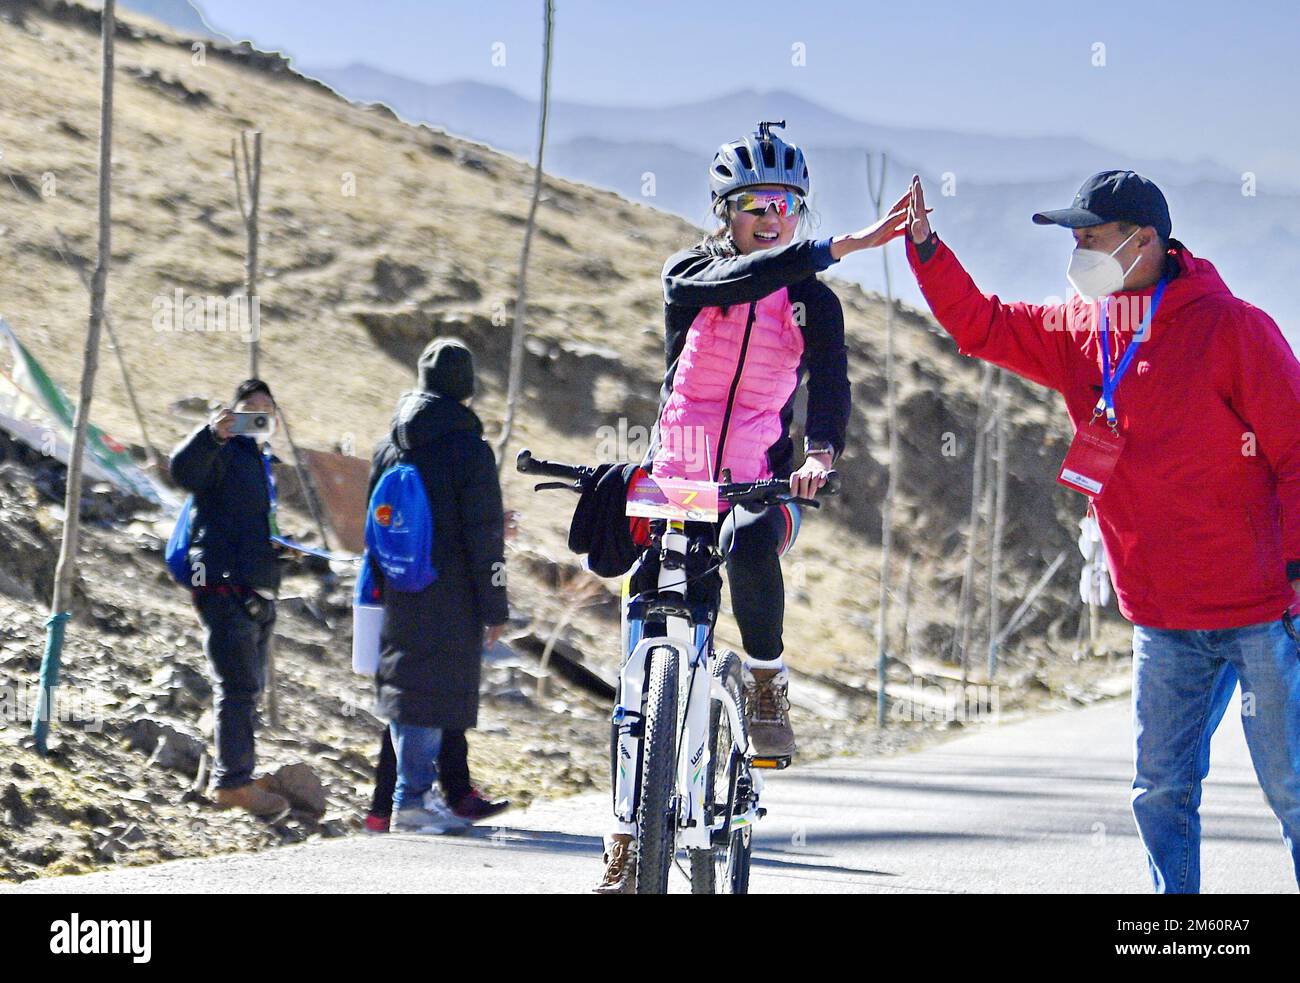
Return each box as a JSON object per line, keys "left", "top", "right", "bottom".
{"left": 690, "top": 652, "right": 752, "bottom": 894}
{"left": 635, "top": 646, "right": 680, "bottom": 894}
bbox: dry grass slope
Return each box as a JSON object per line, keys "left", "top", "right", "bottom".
{"left": 0, "top": 0, "right": 1135, "bottom": 853}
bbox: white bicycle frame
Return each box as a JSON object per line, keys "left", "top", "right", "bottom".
{"left": 612, "top": 522, "right": 760, "bottom": 851}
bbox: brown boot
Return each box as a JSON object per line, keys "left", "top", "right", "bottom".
{"left": 594, "top": 833, "right": 637, "bottom": 894}
{"left": 744, "top": 666, "right": 796, "bottom": 758}
{"left": 214, "top": 782, "right": 290, "bottom": 817}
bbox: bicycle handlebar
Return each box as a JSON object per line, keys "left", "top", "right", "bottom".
{"left": 516, "top": 448, "right": 840, "bottom": 505}
{"left": 515, "top": 448, "right": 598, "bottom": 484}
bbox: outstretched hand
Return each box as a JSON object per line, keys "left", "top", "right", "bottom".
{"left": 829, "top": 186, "right": 928, "bottom": 259}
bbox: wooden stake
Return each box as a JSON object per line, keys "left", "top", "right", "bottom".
{"left": 496, "top": 0, "right": 554, "bottom": 471}
{"left": 954, "top": 362, "right": 994, "bottom": 685}
{"left": 867, "top": 151, "right": 899, "bottom": 727}
{"left": 232, "top": 130, "right": 262, "bottom": 378}
{"left": 987, "top": 369, "right": 1008, "bottom": 679}
{"left": 35, "top": 0, "right": 117, "bottom": 755}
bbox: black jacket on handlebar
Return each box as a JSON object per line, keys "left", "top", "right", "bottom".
{"left": 567, "top": 462, "right": 645, "bottom": 577}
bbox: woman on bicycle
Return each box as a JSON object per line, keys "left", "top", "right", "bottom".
{"left": 597, "top": 120, "right": 908, "bottom": 892}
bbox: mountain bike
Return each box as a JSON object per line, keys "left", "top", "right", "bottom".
{"left": 517, "top": 449, "right": 838, "bottom": 893}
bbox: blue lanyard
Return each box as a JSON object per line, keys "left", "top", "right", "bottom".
{"left": 259, "top": 446, "right": 357, "bottom": 562}
{"left": 260, "top": 447, "right": 280, "bottom": 536}
{"left": 1093, "top": 278, "right": 1167, "bottom": 431}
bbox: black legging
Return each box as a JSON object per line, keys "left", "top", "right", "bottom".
{"left": 369, "top": 727, "right": 472, "bottom": 818}
{"left": 718, "top": 505, "right": 787, "bottom": 663}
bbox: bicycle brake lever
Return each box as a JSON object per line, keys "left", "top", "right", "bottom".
{"left": 789, "top": 497, "right": 821, "bottom": 509}
{"left": 533, "top": 480, "right": 580, "bottom": 493}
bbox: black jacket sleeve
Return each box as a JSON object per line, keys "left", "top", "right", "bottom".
{"left": 662, "top": 239, "right": 836, "bottom": 310}
{"left": 455, "top": 436, "right": 509, "bottom": 627}
{"left": 793, "top": 279, "right": 852, "bottom": 460}
{"left": 169, "top": 424, "right": 226, "bottom": 494}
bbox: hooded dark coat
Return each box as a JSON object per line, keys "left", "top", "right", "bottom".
{"left": 369, "top": 392, "right": 508, "bottom": 729}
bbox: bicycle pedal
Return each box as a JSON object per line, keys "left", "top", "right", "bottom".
{"left": 749, "top": 755, "right": 792, "bottom": 770}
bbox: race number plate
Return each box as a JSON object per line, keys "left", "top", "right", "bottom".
{"left": 626, "top": 476, "right": 719, "bottom": 522}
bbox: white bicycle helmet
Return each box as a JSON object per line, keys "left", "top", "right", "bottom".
{"left": 708, "top": 120, "right": 810, "bottom": 201}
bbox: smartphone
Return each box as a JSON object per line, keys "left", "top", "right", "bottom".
{"left": 228, "top": 411, "right": 274, "bottom": 437}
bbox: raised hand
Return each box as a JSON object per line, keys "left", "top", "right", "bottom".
{"left": 209, "top": 407, "right": 235, "bottom": 442}
{"left": 907, "top": 174, "right": 933, "bottom": 244}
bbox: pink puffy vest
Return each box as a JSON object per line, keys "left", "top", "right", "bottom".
{"left": 652, "top": 288, "right": 805, "bottom": 485}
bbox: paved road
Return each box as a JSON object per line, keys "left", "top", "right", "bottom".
{"left": 5, "top": 695, "right": 1295, "bottom": 894}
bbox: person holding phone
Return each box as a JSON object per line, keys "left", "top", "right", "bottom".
{"left": 169, "top": 379, "right": 288, "bottom": 817}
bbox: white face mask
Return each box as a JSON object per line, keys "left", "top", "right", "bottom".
{"left": 1066, "top": 227, "right": 1142, "bottom": 299}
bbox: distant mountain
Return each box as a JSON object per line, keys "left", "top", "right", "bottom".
{"left": 101, "top": 11, "right": 1299, "bottom": 346}
{"left": 303, "top": 67, "right": 1300, "bottom": 344}
{"left": 119, "top": 0, "right": 217, "bottom": 37}
{"left": 305, "top": 68, "right": 1299, "bottom": 344}
{"left": 305, "top": 67, "right": 1240, "bottom": 187}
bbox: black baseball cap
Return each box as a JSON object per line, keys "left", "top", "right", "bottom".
{"left": 1032, "top": 170, "right": 1171, "bottom": 241}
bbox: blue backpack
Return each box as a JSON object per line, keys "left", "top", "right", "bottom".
{"left": 364, "top": 461, "right": 436, "bottom": 592}
{"left": 165, "top": 497, "right": 196, "bottom": 585}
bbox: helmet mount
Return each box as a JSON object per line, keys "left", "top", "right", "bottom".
{"left": 708, "top": 120, "right": 810, "bottom": 203}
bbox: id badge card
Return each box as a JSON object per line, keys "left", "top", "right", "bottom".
{"left": 1057, "top": 423, "right": 1125, "bottom": 497}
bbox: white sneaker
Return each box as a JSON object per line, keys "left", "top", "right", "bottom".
{"left": 391, "top": 790, "right": 470, "bottom": 835}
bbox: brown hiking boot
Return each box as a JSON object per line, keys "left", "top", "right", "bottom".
{"left": 214, "top": 782, "right": 290, "bottom": 817}
{"left": 744, "top": 666, "right": 796, "bottom": 758}
{"left": 594, "top": 833, "right": 637, "bottom": 894}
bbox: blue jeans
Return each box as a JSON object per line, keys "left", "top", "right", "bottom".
{"left": 1131, "top": 616, "right": 1300, "bottom": 893}
{"left": 388, "top": 722, "right": 443, "bottom": 812}
{"left": 194, "top": 591, "right": 275, "bottom": 789}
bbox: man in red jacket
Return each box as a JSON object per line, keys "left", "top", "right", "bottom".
{"left": 901, "top": 170, "right": 1300, "bottom": 893}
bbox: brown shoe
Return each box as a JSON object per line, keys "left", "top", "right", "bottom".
{"left": 744, "top": 666, "right": 796, "bottom": 757}
{"left": 214, "top": 782, "right": 291, "bottom": 817}
{"left": 594, "top": 833, "right": 637, "bottom": 894}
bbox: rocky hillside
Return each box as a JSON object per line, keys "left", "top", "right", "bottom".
{"left": 0, "top": 1, "right": 1132, "bottom": 881}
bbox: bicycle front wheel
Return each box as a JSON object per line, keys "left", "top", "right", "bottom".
{"left": 635, "top": 645, "right": 680, "bottom": 894}
{"left": 690, "top": 651, "right": 752, "bottom": 894}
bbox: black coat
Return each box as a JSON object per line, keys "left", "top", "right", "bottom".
{"left": 370, "top": 392, "right": 508, "bottom": 729}
{"left": 169, "top": 426, "right": 281, "bottom": 593}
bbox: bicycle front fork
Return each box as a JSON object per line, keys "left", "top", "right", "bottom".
{"left": 610, "top": 620, "right": 712, "bottom": 835}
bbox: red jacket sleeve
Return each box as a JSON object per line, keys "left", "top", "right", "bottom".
{"left": 1222, "top": 304, "right": 1300, "bottom": 571}
{"left": 906, "top": 236, "right": 1070, "bottom": 392}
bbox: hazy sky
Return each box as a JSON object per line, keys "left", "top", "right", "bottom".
{"left": 194, "top": 0, "right": 1300, "bottom": 189}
